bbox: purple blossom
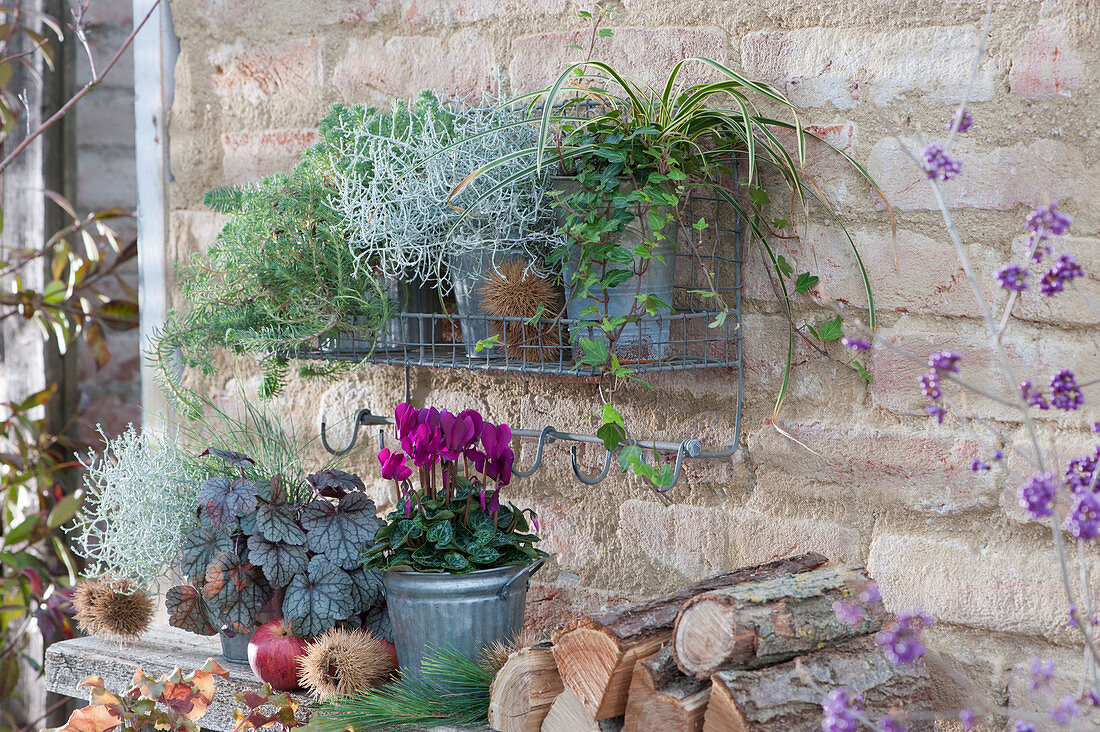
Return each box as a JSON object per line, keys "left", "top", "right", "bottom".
{"left": 1013, "top": 722, "right": 1036, "bottom": 732}
{"left": 832, "top": 600, "right": 865, "bottom": 626}
{"left": 971, "top": 459, "right": 991, "bottom": 472}
{"left": 1086, "top": 690, "right": 1100, "bottom": 707}
{"left": 1064, "top": 492, "right": 1100, "bottom": 540}
{"left": 842, "top": 336, "right": 871, "bottom": 352}
{"left": 1050, "top": 694, "right": 1079, "bottom": 725}
{"left": 948, "top": 108, "right": 973, "bottom": 133}
{"left": 1065, "top": 447, "right": 1100, "bottom": 494}
{"left": 439, "top": 410, "right": 479, "bottom": 461}
{"left": 1050, "top": 369, "right": 1084, "bottom": 411}
{"left": 394, "top": 402, "right": 419, "bottom": 441}
{"left": 401, "top": 422, "right": 445, "bottom": 468}
{"left": 994, "top": 450, "right": 1004, "bottom": 460}
{"left": 959, "top": 709, "right": 975, "bottom": 731}
{"left": 997, "top": 263, "right": 1030, "bottom": 292}
{"left": 1026, "top": 201, "right": 1073, "bottom": 241}
{"left": 1040, "top": 254, "right": 1085, "bottom": 297}
{"left": 922, "top": 142, "right": 962, "bottom": 181}
{"left": 928, "top": 350, "right": 962, "bottom": 373}
{"left": 1092, "top": 422, "right": 1100, "bottom": 433}
{"left": 378, "top": 448, "right": 412, "bottom": 482}
{"left": 920, "top": 371, "right": 942, "bottom": 399}
{"left": 1028, "top": 656, "right": 1056, "bottom": 690}
{"left": 1069, "top": 605, "right": 1078, "bottom": 627}
{"left": 860, "top": 581, "right": 881, "bottom": 605}
{"left": 1020, "top": 380, "right": 1050, "bottom": 410}
{"left": 875, "top": 609, "right": 934, "bottom": 665}
{"left": 1018, "top": 472, "right": 1057, "bottom": 519}
{"left": 821, "top": 689, "right": 862, "bottom": 732}
{"left": 878, "top": 717, "right": 906, "bottom": 732}
{"left": 926, "top": 404, "right": 947, "bottom": 423}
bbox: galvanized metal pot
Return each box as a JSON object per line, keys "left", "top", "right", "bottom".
{"left": 448, "top": 248, "right": 525, "bottom": 358}
{"left": 382, "top": 560, "right": 543, "bottom": 679}
{"left": 219, "top": 629, "right": 253, "bottom": 664}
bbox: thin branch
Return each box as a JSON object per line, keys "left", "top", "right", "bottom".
{"left": 0, "top": 0, "right": 162, "bottom": 175}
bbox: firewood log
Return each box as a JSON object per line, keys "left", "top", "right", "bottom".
{"left": 540, "top": 687, "right": 624, "bottom": 731}
{"left": 622, "top": 646, "right": 709, "bottom": 732}
{"left": 489, "top": 642, "right": 564, "bottom": 732}
{"left": 702, "top": 635, "right": 933, "bottom": 732}
{"left": 552, "top": 553, "right": 828, "bottom": 719}
{"left": 674, "top": 565, "right": 885, "bottom": 679}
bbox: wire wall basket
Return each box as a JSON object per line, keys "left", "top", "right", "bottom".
{"left": 296, "top": 186, "right": 744, "bottom": 377}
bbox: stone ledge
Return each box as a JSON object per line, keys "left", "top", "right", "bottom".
{"left": 45, "top": 624, "right": 487, "bottom": 732}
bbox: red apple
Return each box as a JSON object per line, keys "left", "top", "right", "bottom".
{"left": 247, "top": 617, "right": 308, "bottom": 690}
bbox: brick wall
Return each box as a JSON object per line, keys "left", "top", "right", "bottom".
{"left": 163, "top": 0, "right": 1100, "bottom": 707}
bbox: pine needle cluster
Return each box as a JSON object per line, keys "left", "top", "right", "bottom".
{"left": 73, "top": 577, "right": 155, "bottom": 640}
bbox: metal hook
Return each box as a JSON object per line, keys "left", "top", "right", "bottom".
{"left": 513, "top": 426, "right": 555, "bottom": 478}
{"left": 320, "top": 408, "right": 375, "bottom": 456}
{"left": 649, "top": 440, "right": 694, "bottom": 494}
{"left": 570, "top": 445, "right": 613, "bottom": 485}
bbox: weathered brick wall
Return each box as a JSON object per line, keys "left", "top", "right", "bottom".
{"left": 164, "top": 0, "right": 1100, "bottom": 707}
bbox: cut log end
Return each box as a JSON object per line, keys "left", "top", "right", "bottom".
{"left": 673, "top": 602, "right": 741, "bottom": 678}
{"left": 489, "top": 644, "right": 564, "bottom": 732}
{"left": 623, "top": 647, "right": 710, "bottom": 732}
{"left": 541, "top": 687, "right": 601, "bottom": 732}
{"left": 702, "top": 678, "right": 748, "bottom": 732}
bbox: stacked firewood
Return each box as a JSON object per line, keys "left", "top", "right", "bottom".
{"left": 488, "top": 553, "right": 933, "bottom": 732}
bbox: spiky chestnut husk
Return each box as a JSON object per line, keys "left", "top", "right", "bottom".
{"left": 73, "top": 577, "right": 154, "bottom": 640}
{"left": 298, "top": 627, "right": 394, "bottom": 701}
{"left": 479, "top": 259, "right": 563, "bottom": 363}
{"left": 479, "top": 629, "right": 548, "bottom": 677}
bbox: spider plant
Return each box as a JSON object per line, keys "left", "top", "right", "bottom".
{"left": 451, "top": 57, "right": 889, "bottom": 424}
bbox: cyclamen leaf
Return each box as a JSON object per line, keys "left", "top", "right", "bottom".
{"left": 200, "top": 448, "right": 255, "bottom": 468}
{"left": 307, "top": 468, "right": 365, "bottom": 499}
{"left": 283, "top": 556, "right": 355, "bottom": 638}
{"left": 165, "top": 585, "right": 218, "bottom": 636}
{"left": 197, "top": 477, "right": 260, "bottom": 530}
{"left": 300, "top": 491, "right": 382, "bottom": 570}
{"left": 179, "top": 524, "right": 232, "bottom": 583}
{"left": 346, "top": 568, "right": 383, "bottom": 613}
{"left": 246, "top": 535, "right": 308, "bottom": 588}
{"left": 426, "top": 520, "right": 453, "bottom": 547}
{"left": 255, "top": 503, "right": 305, "bottom": 545}
{"left": 202, "top": 551, "right": 273, "bottom": 632}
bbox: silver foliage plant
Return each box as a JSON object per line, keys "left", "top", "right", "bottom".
{"left": 329, "top": 91, "right": 562, "bottom": 289}
{"left": 71, "top": 426, "right": 204, "bottom": 590}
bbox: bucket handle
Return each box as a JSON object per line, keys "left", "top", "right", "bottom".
{"left": 499, "top": 558, "right": 545, "bottom": 601}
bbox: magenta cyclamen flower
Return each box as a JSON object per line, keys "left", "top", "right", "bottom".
{"left": 378, "top": 448, "right": 412, "bottom": 482}
{"left": 875, "top": 609, "right": 933, "bottom": 665}
{"left": 401, "top": 422, "right": 445, "bottom": 468}
{"left": 922, "top": 143, "right": 962, "bottom": 181}
{"left": 821, "top": 689, "right": 862, "bottom": 732}
{"left": 394, "top": 402, "right": 419, "bottom": 441}
{"left": 440, "top": 410, "right": 480, "bottom": 461}
{"left": 997, "top": 263, "right": 1029, "bottom": 292}
{"left": 1049, "top": 369, "right": 1084, "bottom": 411}
{"left": 1018, "top": 472, "right": 1057, "bottom": 519}
{"left": 948, "top": 108, "right": 973, "bottom": 133}
{"left": 479, "top": 422, "right": 515, "bottom": 487}
{"left": 841, "top": 336, "right": 871, "bottom": 352}
{"left": 1026, "top": 200, "right": 1073, "bottom": 240}
{"left": 1064, "top": 492, "right": 1100, "bottom": 540}
{"left": 1028, "top": 656, "right": 1056, "bottom": 690}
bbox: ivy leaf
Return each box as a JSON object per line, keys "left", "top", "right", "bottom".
{"left": 775, "top": 255, "right": 793, "bottom": 279}
{"left": 246, "top": 535, "right": 308, "bottom": 588}
{"left": 202, "top": 551, "right": 273, "bottom": 632}
{"left": 795, "top": 272, "right": 819, "bottom": 294}
{"left": 197, "top": 477, "right": 260, "bottom": 530}
{"left": 165, "top": 585, "right": 218, "bottom": 636}
{"left": 818, "top": 315, "right": 844, "bottom": 341}
{"left": 346, "top": 568, "right": 383, "bottom": 613}
{"left": 200, "top": 448, "right": 255, "bottom": 468}
{"left": 307, "top": 469, "right": 365, "bottom": 499}
{"left": 256, "top": 503, "right": 305, "bottom": 545}
{"left": 579, "top": 338, "right": 609, "bottom": 367}
{"left": 283, "top": 556, "right": 355, "bottom": 638}
{"left": 179, "top": 524, "right": 232, "bottom": 583}
{"left": 854, "top": 359, "right": 873, "bottom": 383}
{"left": 300, "top": 492, "right": 382, "bottom": 570}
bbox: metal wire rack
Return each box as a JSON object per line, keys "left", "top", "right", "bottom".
{"left": 298, "top": 186, "right": 743, "bottom": 377}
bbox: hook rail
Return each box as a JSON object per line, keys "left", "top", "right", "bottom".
{"left": 320, "top": 408, "right": 739, "bottom": 492}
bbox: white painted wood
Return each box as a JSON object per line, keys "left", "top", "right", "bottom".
{"left": 132, "top": 0, "right": 177, "bottom": 427}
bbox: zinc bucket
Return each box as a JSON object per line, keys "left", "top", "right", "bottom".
{"left": 382, "top": 560, "right": 543, "bottom": 680}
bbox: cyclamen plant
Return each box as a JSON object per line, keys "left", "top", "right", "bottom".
{"left": 362, "top": 404, "right": 546, "bottom": 574}
{"left": 818, "top": 18, "right": 1100, "bottom": 730}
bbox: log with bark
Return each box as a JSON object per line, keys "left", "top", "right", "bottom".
{"left": 622, "top": 645, "right": 709, "bottom": 732}
{"left": 702, "top": 635, "right": 933, "bottom": 732}
{"left": 552, "top": 553, "right": 828, "bottom": 719}
{"left": 489, "top": 642, "right": 564, "bottom": 732}
{"left": 673, "top": 565, "right": 885, "bottom": 678}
